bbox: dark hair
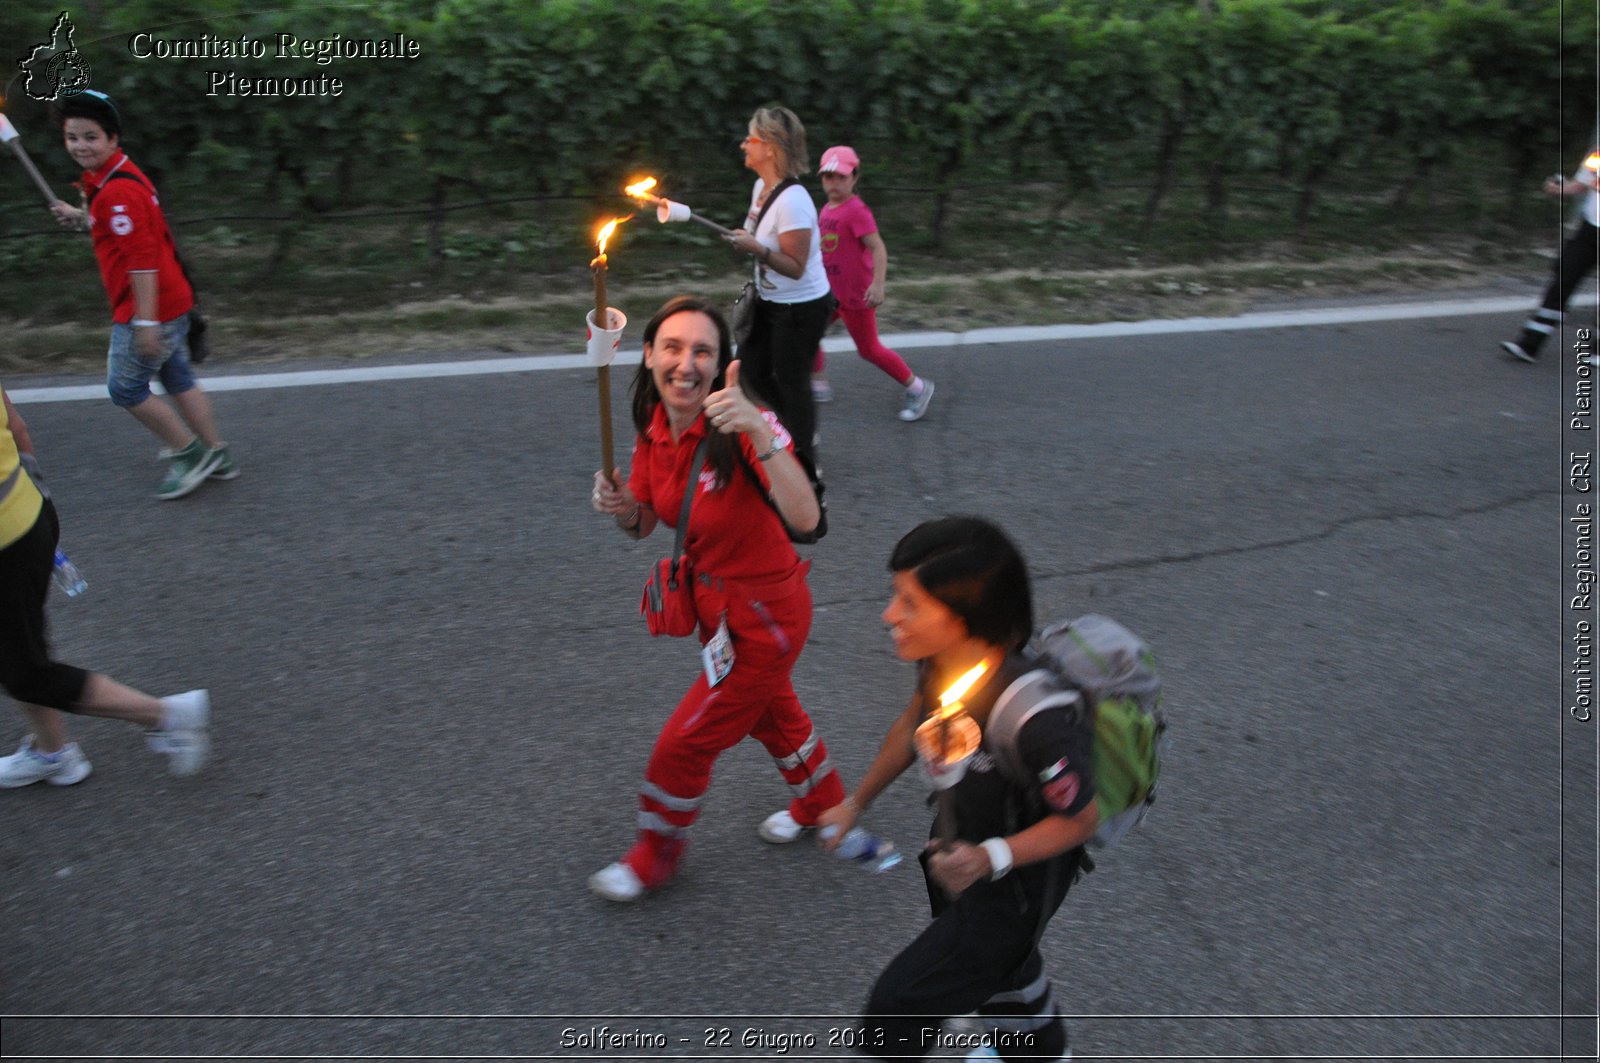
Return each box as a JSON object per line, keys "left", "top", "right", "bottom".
{"left": 631, "top": 294, "right": 737, "bottom": 487}
{"left": 749, "top": 104, "right": 808, "bottom": 178}
{"left": 888, "top": 516, "right": 1034, "bottom": 651}
{"left": 51, "top": 89, "right": 122, "bottom": 138}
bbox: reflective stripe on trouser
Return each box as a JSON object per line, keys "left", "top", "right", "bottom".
{"left": 978, "top": 965, "right": 1061, "bottom": 1038}
{"left": 770, "top": 725, "right": 838, "bottom": 802}
{"left": 1515, "top": 308, "right": 1564, "bottom": 356}
{"left": 622, "top": 573, "right": 843, "bottom": 885}
{"left": 1524, "top": 308, "right": 1562, "bottom": 334}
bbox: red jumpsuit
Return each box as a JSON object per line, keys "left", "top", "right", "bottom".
{"left": 622, "top": 406, "right": 845, "bottom": 888}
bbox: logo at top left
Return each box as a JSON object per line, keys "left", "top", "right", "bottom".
{"left": 18, "top": 12, "right": 93, "bottom": 102}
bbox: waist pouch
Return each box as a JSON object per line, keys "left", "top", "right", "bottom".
{"left": 642, "top": 555, "right": 698, "bottom": 638}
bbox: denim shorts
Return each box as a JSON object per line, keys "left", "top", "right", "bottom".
{"left": 106, "top": 314, "right": 197, "bottom": 408}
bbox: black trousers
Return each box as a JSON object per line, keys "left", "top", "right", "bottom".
{"left": 738, "top": 292, "right": 834, "bottom": 467}
{"left": 858, "top": 852, "right": 1079, "bottom": 1061}
{"left": 0, "top": 500, "right": 90, "bottom": 710}
{"left": 1542, "top": 219, "right": 1599, "bottom": 315}
{"left": 1517, "top": 219, "right": 1600, "bottom": 355}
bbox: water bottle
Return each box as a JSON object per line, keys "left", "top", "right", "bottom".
{"left": 822, "top": 825, "right": 902, "bottom": 873}
{"left": 52, "top": 549, "right": 87, "bottom": 598}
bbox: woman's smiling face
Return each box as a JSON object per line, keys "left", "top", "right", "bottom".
{"left": 644, "top": 309, "right": 722, "bottom": 425}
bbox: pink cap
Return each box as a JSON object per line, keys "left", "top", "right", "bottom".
{"left": 819, "top": 145, "right": 860, "bottom": 174}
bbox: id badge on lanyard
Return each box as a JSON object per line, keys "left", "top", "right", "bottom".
{"left": 701, "top": 613, "right": 735, "bottom": 687}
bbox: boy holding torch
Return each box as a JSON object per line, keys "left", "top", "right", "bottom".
{"left": 817, "top": 517, "right": 1096, "bottom": 1061}
{"left": 47, "top": 90, "right": 236, "bottom": 499}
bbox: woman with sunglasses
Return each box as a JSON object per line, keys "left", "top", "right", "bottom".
{"left": 724, "top": 105, "right": 834, "bottom": 466}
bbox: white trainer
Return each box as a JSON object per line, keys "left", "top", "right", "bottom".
{"left": 899, "top": 379, "right": 935, "bottom": 422}
{"left": 0, "top": 737, "right": 92, "bottom": 788}
{"left": 153, "top": 689, "right": 211, "bottom": 776}
{"left": 758, "top": 809, "right": 810, "bottom": 844}
{"left": 589, "top": 862, "right": 646, "bottom": 902}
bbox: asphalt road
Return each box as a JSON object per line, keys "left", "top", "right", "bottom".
{"left": 1, "top": 296, "right": 1594, "bottom": 1061}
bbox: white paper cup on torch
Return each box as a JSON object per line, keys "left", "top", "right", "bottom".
{"left": 656, "top": 199, "right": 692, "bottom": 224}
{"left": 585, "top": 307, "right": 626, "bottom": 368}
{"left": 0, "top": 114, "right": 19, "bottom": 144}
{"left": 914, "top": 713, "right": 982, "bottom": 789}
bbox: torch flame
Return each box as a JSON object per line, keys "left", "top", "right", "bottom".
{"left": 1586, "top": 153, "right": 1600, "bottom": 173}
{"left": 624, "top": 176, "right": 659, "bottom": 200}
{"left": 595, "top": 215, "right": 630, "bottom": 257}
{"left": 935, "top": 660, "right": 990, "bottom": 719}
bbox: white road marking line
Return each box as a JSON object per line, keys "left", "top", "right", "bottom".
{"left": 8, "top": 294, "right": 1583, "bottom": 404}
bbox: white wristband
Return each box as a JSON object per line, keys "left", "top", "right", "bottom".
{"left": 130, "top": 318, "right": 160, "bottom": 328}
{"left": 979, "top": 837, "right": 1014, "bottom": 880}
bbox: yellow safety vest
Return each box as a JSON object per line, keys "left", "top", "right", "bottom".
{"left": 0, "top": 385, "right": 45, "bottom": 550}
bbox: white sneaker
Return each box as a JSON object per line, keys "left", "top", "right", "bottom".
{"left": 0, "top": 737, "right": 92, "bottom": 788}
{"left": 1500, "top": 340, "right": 1537, "bottom": 364}
{"left": 152, "top": 689, "right": 210, "bottom": 776}
{"left": 589, "top": 862, "right": 646, "bottom": 902}
{"left": 758, "top": 809, "right": 811, "bottom": 844}
{"left": 899, "top": 379, "right": 935, "bottom": 421}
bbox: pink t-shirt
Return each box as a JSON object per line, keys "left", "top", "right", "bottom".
{"left": 818, "top": 195, "right": 878, "bottom": 311}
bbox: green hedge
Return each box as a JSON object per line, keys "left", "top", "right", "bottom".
{"left": 0, "top": 0, "right": 1591, "bottom": 242}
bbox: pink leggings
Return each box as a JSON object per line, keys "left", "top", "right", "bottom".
{"left": 812, "top": 305, "right": 913, "bottom": 386}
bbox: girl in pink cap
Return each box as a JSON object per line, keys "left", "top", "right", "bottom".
{"left": 812, "top": 145, "right": 934, "bottom": 422}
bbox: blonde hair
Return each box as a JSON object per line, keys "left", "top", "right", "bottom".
{"left": 749, "top": 105, "right": 809, "bottom": 178}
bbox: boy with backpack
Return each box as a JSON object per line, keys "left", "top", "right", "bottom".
{"left": 47, "top": 90, "right": 236, "bottom": 500}
{"left": 818, "top": 516, "right": 1163, "bottom": 1061}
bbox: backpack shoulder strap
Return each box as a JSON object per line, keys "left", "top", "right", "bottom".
{"left": 986, "top": 667, "right": 1081, "bottom": 789}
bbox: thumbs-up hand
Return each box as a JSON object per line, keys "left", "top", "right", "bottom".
{"left": 704, "top": 358, "right": 759, "bottom": 437}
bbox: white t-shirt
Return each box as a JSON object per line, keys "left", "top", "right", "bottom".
{"left": 1574, "top": 156, "right": 1600, "bottom": 226}
{"left": 747, "top": 179, "right": 830, "bottom": 304}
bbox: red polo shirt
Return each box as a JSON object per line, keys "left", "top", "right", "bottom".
{"left": 628, "top": 406, "right": 800, "bottom": 583}
{"left": 82, "top": 151, "right": 193, "bottom": 324}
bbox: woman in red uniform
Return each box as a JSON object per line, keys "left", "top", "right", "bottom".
{"left": 588, "top": 295, "right": 846, "bottom": 901}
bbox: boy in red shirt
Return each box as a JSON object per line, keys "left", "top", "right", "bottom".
{"left": 811, "top": 145, "right": 934, "bottom": 422}
{"left": 48, "top": 91, "right": 236, "bottom": 500}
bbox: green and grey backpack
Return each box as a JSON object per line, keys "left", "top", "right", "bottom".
{"left": 985, "top": 614, "right": 1165, "bottom": 849}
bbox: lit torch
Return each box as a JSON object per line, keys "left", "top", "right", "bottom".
{"left": 0, "top": 106, "right": 63, "bottom": 207}
{"left": 590, "top": 216, "right": 631, "bottom": 487}
{"left": 625, "top": 176, "right": 733, "bottom": 237}
{"left": 1585, "top": 152, "right": 1600, "bottom": 191}
{"left": 915, "top": 659, "right": 990, "bottom": 845}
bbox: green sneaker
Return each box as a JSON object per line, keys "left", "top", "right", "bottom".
{"left": 157, "top": 440, "right": 221, "bottom": 500}
{"left": 205, "top": 444, "right": 239, "bottom": 481}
